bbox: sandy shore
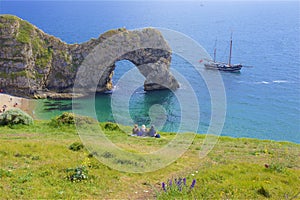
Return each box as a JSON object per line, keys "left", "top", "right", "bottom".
{"left": 0, "top": 93, "right": 36, "bottom": 117}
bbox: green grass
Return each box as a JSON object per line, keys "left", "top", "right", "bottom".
{"left": 32, "top": 37, "right": 53, "bottom": 69}
{"left": 0, "top": 120, "right": 299, "bottom": 199}
{"left": 16, "top": 20, "right": 33, "bottom": 44}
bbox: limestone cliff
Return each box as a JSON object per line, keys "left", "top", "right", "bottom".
{"left": 0, "top": 15, "right": 179, "bottom": 98}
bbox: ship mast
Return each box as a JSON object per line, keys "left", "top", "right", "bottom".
{"left": 228, "top": 33, "right": 233, "bottom": 67}
{"left": 213, "top": 48, "right": 216, "bottom": 62}
{"left": 213, "top": 39, "right": 217, "bottom": 62}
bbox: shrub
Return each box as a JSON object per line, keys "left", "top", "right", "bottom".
{"left": 53, "top": 112, "right": 75, "bottom": 125}
{"left": 66, "top": 166, "right": 88, "bottom": 182}
{"left": 49, "top": 112, "right": 97, "bottom": 127}
{"left": 88, "top": 151, "right": 98, "bottom": 158}
{"left": 103, "top": 122, "right": 121, "bottom": 131}
{"left": 69, "top": 142, "right": 84, "bottom": 151}
{"left": 101, "top": 151, "right": 115, "bottom": 158}
{"left": 0, "top": 109, "right": 33, "bottom": 126}
{"left": 257, "top": 186, "right": 271, "bottom": 198}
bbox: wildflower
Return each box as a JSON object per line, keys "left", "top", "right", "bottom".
{"left": 190, "top": 179, "right": 196, "bottom": 189}
{"left": 220, "top": 191, "right": 224, "bottom": 197}
{"left": 177, "top": 178, "right": 182, "bottom": 186}
{"left": 191, "top": 173, "right": 195, "bottom": 176}
{"left": 195, "top": 171, "right": 198, "bottom": 174}
{"left": 162, "top": 182, "right": 167, "bottom": 192}
{"left": 183, "top": 178, "right": 186, "bottom": 186}
{"left": 264, "top": 145, "right": 268, "bottom": 154}
{"left": 169, "top": 179, "right": 172, "bottom": 187}
{"left": 177, "top": 178, "right": 182, "bottom": 191}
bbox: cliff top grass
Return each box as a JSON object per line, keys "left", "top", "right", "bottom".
{"left": 0, "top": 14, "right": 34, "bottom": 44}
{"left": 0, "top": 117, "right": 299, "bottom": 199}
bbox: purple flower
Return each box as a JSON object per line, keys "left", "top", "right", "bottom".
{"left": 190, "top": 179, "right": 196, "bottom": 189}
{"left": 177, "top": 178, "right": 182, "bottom": 190}
{"left": 169, "top": 179, "right": 172, "bottom": 187}
{"left": 177, "top": 178, "right": 182, "bottom": 186}
{"left": 162, "top": 182, "right": 167, "bottom": 192}
{"left": 183, "top": 178, "right": 186, "bottom": 186}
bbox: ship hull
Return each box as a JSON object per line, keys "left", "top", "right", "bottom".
{"left": 204, "top": 63, "right": 242, "bottom": 72}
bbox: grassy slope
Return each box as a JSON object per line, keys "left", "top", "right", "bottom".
{"left": 0, "top": 121, "right": 299, "bottom": 199}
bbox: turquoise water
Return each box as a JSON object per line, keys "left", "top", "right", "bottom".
{"left": 1, "top": 1, "right": 299, "bottom": 143}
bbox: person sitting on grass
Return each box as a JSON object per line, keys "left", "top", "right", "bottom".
{"left": 148, "top": 125, "right": 157, "bottom": 137}
{"left": 132, "top": 124, "right": 139, "bottom": 136}
{"left": 141, "top": 124, "right": 147, "bottom": 136}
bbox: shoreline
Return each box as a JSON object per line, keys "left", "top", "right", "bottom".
{"left": 0, "top": 93, "right": 36, "bottom": 117}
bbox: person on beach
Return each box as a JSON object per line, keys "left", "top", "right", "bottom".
{"left": 132, "top": 124, "right": 140, "bottom": 136}
{"left": 2, "top": 105, "right": 7, "bottom": 112}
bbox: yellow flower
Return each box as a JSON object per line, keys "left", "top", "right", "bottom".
{"left": 220, "top": 191, "right": 224, "bottom": 197}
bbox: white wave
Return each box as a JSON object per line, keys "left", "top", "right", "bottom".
{"left": 104, "top": 85, "right": 117, "bottom": 93}
{"left": 273, "top": 80, "right": 288, "bottom": 83}
{"left": 135, "top": 91, "right": 146, "bottom": 94}
{"left": 255, "top": 81, "right": 270, "bottom": 84}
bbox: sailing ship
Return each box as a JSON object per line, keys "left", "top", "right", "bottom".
{"left": 204, "top": 34, "right": 243, "bottom": 72}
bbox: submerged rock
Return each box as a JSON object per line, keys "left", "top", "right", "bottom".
{"left": 0, "top": 15, "right": 179, "bottom": 98}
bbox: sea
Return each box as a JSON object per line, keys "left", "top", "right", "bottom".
{"left": 1, "top": 1, "right": 299, "bottom": 143}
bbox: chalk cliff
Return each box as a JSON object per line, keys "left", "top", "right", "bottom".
{"left": 0, "top": 15, "right": 179, "bottom": 98}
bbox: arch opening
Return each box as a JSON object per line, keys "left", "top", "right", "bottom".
{"left": 96, "top": 49, "right": 180, "bottom": 93}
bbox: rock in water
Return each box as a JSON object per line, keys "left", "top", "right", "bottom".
{"left": 0, "top": 15, "right": 179, "bottom": 98}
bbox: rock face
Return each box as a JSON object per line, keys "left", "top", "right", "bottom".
{"left": 0, "top": 15, "right": 179, "bottom": 98}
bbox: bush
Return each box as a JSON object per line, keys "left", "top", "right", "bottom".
{"left": 66, "top": 166, "right": 88, "bottom": 182}
{"left": 0, "top": 109, "right": 33, "bottom": 126}
{"left": 49, "top": 112, "right": 98, "bottom": 127}
{"left": 103, "top": 122, "right": 121, "bottom": 131}
{"left": 53, "top": 112, "right": 75, "bottom": 125}
{"left": 101, "top": 151, "right": 115, "bottom": 158}
{"left": 257, "top": 186, "right": 271, "bottom": 198}
{"left": 69, "top": 142, "right": 84, "bottom": 151}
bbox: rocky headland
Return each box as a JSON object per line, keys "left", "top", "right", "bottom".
{"left": 0, "top": 15, "right": 179, "bottom": 99}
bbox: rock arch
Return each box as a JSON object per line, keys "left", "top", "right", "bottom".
{"left": 74, "top": 28, "right": 180, "bottom": 95}
{"left": 0, "top": 15, "right": 179, "bottom": 98}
